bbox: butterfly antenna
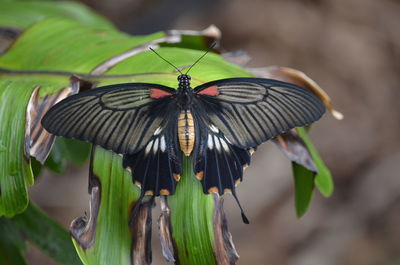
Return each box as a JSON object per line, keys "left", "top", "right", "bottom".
{"left": 185, "top": 42, "right": 217, "bottom": 75}
{"left": 149, "top": 47, "right": 184, "bottom": 75}
{"left": 232, "top": 190, "right": 250, "bottom": 224}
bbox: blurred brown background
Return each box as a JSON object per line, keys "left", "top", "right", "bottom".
{"left": 29, "top": 0, "right": 400, "bottom": 264}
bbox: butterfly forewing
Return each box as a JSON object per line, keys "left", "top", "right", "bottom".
{"left": 194, "top": 78, "right": 325, "bottom": 149}
{"left": 42, "top": 83, "right": 176, "bottom": 155}
{"left": 42, "top": 82, "right": 183, "bottom": 196}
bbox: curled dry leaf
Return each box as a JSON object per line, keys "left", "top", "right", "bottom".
{"left": 213, "top": 194, "right": 239, "bottom": 265}
{"left": 222, "top": 50, "right": 252, "bottom": 66}
{"left": 272, "top": 130, "right": 317, "bottom": 173}
{"left": 158, "top": 196, "right": 175, "bottom": 262}
{"left": 167, "top": 24, "right": 221, "bottom": 39}
{"left": 25, "top": 76, "right": 85, "bottom": 163}
{"left": 166, "top": 24, "right": 221, "bottom": 48}
{"left": 70, "top": 184, "right": 100, "bottom": 249}
{"left": 0, "top": 26, "right": 21, "bottom": 55}
{"left": 158, "top": 193, "right": 239, "bottom": 265}
{"left": 130, "top": 198, "right": 154, "bottom": 265}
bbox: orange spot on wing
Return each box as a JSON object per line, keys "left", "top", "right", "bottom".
{"left": 160, "top": 189, "right": 170, "bottom": 195}
{"left": 150, "top": 88, "right": 172, "bottom": 99}
{"left": 173, "top": 173, "right": 181, "bottom": 181}
{"left": 197, "top": 85, "right": 219, "bottom": 96}
{"left": 196, "top": 171, "right": 204, "bottom": 181}
{"left": 235, "top": 179, "right": 241, "bottom": 186}
{"left": 224, "top": 188, "right": 232, "bottom": 194}
{"left": 208, "top": 187, "right": 219, "bottom": 194}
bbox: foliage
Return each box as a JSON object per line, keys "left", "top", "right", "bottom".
{"left": 0, "top": 1, "right": 336, "bottom": 264}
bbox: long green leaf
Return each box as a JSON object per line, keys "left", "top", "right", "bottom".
{"left": 12, "top": 202, "right": 82, "bottom": 265}
{"left": 292, "top": 162, "right": 315, "bottom": 218}
{"left": 45, "top": 138, "right": 91, "bottom": 172}
{"left": 296, "top": 127, "right": 334, "bottom": 197}
{"left": 0, "top": 217, "right": 27, "bottom": 265}
{"left": 0, "top": 80, "right": 35, "bottom": 216}
{"left": 0, "top": 18, "right": 164, "bottom": 73}
{"left": 168, "top": 156, "right": 216, "bottom": 265}
{"left": 0, "top": 77, "right": 70, "bottom": 217}
{"left": 72, "top": 147, "right": 141, "bottom": 265}
{"left": 0, "top": 1, "right": 114, "bottom": 30}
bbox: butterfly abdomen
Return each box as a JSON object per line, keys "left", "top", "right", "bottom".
{"left": 178, "top": 110, "right": 195, "bottom": 156}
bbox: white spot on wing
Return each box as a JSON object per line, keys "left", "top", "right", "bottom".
{"left": 154, "top": 127, "right": 162, "bottom": 135}
{"left": 145, "top": 140, "right": 153, "bottom": 154}
{"left": 160, "top": 136, "right": 166, "bottom": 152}
{"left": 214, "top": 135, "right": 221, "bottom": 151}
{"left": 153, "top": 138, "right": 159, "bottom": 153}
{"left": 210, "top": 124, "right": 219, "bottom": 133}
{"left": 220, "top": 138, "right": 229, "bottom": 152}
{"left": 224, "top": 136, "right": 232, "bottom": 145}
{"left": 207, "top": 134, "right": 213, "bottom": 149}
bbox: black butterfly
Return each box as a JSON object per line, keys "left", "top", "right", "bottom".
{"left": 41, "top": 49, "right": 325, "bottom": 223}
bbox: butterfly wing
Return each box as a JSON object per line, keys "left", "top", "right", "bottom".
{"left": 122, "top": 110, "right": 182, "bottom": 196}
{"left": 191, "top": 78, "right": 325, "bottom": 222}
{"left": 42, "top": 83, "right": 176, "bottom": 155}
{"left": 192, "top": 113, "right": 251, "bottom": 195}
{"left": 42, "top": 83, "right": 182, "bottom": 195}
{"left": 193, "top": 77, "right": 325, "bottom": 149}
{"left": 191, "top": 111, "right": 252, "bottom": 223}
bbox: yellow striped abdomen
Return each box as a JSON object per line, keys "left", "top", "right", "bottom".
{"left": 178, "top": 110, "right": 195, "bottom": 156}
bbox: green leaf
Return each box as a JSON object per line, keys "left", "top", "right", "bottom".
{"left": 0, "top": 217, "right": 27, "bottom": 265}
{"left": 0, "top": 77, "right": 70, "bottom": 217}
{"left": 43, "top": 138, "right": 68, "bottom": 173}
{"left": 296, "top": 127, "right": 334, "bottom": 197}
{"left": 30, "top": 157, "right": 43, "bottom": 177}
{"left": 47, "top": 138, "right": 91, "bottom": 170}
{"left": 72, "top": 147, "right": 141, "bottom": 265}
{"left": 0, "top": 15, "right": 165, "bottom": 217}
{"left": 168, "top": 156, "right": 217, "bottom": 265}
{"left": 58, "top": 138, "right": 90, "bottom": 166}
{"left": 0, "top": 80, "right": 35, "bottom": 217}
{"left": 292, "top": 162, "right": 315, "bottom": 218}
{"left": 105, "top": 47, "right": 251, "bottom": 83}
{"left": 12, "top": 202, "right": 82, "bottom": 265}
{"left": 0, "top": 18, "right": 164, "bottom": 73}
{"left": 0, "top": 1, "right": 114, "bottom": 30}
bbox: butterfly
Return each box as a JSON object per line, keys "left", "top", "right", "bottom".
{"left": 41, "top": 48, "right": 325, "bottom": 223}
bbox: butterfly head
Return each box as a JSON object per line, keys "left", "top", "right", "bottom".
{"left": 178, "top": 74, "right": 191, "bottom": 89}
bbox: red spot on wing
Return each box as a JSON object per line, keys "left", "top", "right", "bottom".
{"left": 197, "top": 85, "right": 219, "bottom": 96}
{"left": 150, "top": 88, "right": 173, "bottom": 99}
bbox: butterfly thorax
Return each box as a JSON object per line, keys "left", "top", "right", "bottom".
{"left": 177, "top": 74, "right": 194, "bottom": 109}
{"left": 177, "top": 74, "right": 191, "bottom": 89}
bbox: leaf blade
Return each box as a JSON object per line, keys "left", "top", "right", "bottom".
{"left": 296, "top": 127, "right": 334, "bottom": 197}
{"left": 12, "top": 202, "right": 82, "bottom": 265}
{"left": 292, "top": 162, "right": 315, "bottom": 218}
{"left": 0, "top": 217, "right": 27, "bottom": 265}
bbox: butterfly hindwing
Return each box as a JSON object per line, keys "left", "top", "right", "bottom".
{"left": 122, "top": 113, "right": 182, "bottom": 196}
{"left": 41, "top": 83, "right": 176, "bottom": 155}
{"left": 194, "top": 78, "right": 325, "bottom": 149}
{"left": 192, "top": 111, "right": 251, "bottom": 195}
